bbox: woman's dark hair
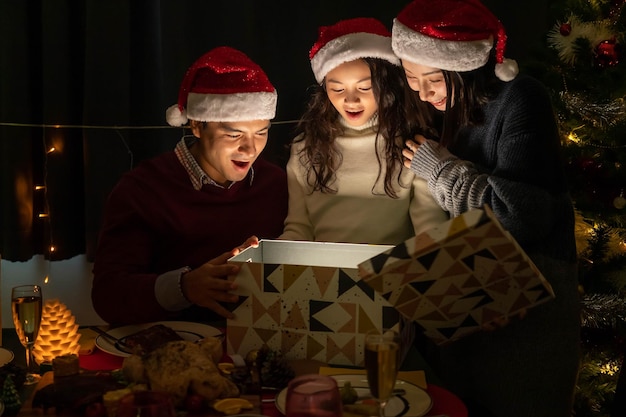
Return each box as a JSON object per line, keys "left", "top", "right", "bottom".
{"left": 404, "top": 55, "right": 500, "bottom": 148}
{"left": 291, "top": 58, "right": 410, "bottom": 198}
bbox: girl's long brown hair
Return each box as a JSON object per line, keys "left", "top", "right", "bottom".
{"left": 292, "top": 58, "right": 411, "bottom": 198}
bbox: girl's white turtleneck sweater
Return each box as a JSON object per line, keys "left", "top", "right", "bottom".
{"left": 280, "top": 117, "right": 447, "bottom": 245}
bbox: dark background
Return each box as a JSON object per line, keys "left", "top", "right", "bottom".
{"left": 0, "top": 0, "right": 555, "bottom": 262}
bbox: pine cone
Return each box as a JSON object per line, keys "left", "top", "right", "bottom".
{"left": 257, "top": 346, "right": 294, "bottom": 390}
{"left": 33, "top": 299, "right": 81, "bottom": 364}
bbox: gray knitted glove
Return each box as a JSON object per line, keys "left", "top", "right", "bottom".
{"left": 409, "top": 138, "right": 489, "bottom": 217}
{"left": 409, "top": 139, "right": 456, "bottom": 179}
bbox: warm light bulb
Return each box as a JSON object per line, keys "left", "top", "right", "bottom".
{"left": 34, "top": 185, "right": 45, "bottom": 190}
{"left": 38, "top": 213, "right": 49, "bottom": 218}
{"left": 566, "top": 125, "right": 585, "bottom": 144}
{"left": 49, "top": 246, "right": 56, "bottom": 252}
{"left": 567, "top": 132, "right": 580, "bottom": 143}
{"left": 599, "top": 360, "right": 620, "bottom": 376}
{"left": 32, "top": 299, "right": 81, "bottom": 364}
{"left": 46, "top": 147, "right": 56, "bottom": 154}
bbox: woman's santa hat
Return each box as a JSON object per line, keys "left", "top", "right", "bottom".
{"left": 309, "top": 17, "right": 400, "bottom": 84}
{"left": 166, "top": 46, "right": 277, "bottom": 126}
{"left": 392, "top": 0, "right": 519, "bottom": 82}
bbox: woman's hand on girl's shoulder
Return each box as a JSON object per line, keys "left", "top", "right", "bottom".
{"left": 403, "top": 135, "right": 426, "bottom": 167}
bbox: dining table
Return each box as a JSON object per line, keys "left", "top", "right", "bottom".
{"left": 1, "top": 328, "right": 468, "bottom": 417}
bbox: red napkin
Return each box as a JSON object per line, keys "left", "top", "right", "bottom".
{"left": 79, "top": 348, "right": 124, "bottom": 371}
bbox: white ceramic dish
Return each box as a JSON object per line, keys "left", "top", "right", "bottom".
{"left": 94, "top": 321, "right": 222, "bottom": 357}
{"left": 275, "top": 374, "right": 433, "bottom": 417}
{"left": 0, "top": 348, "right": 14, "bottom": 367}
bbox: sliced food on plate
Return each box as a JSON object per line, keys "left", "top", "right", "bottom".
{"left": 94, "top": 321, "right": 223, "bottom": 357}
{"left": 120, "top": 323, "right": 183, "bottom": 355}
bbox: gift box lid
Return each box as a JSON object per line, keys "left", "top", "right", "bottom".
{"left": 358, "top": 205, "right": 555, "bottom": 345}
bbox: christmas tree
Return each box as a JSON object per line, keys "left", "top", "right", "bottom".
{"left": 525, "top": 0, "right": 626, "bottom": 415}
{"left": 1, "top": 375, "right": 22, "bottom": 416}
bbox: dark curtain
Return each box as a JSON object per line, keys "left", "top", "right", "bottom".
{"left": 0, "top": 0, "right": 549, "bottom": 262}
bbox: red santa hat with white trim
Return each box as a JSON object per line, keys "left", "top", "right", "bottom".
{"left": 391, "top": 0, "right": 519, "bottom": 82}
{"left": 166, "top": 46, "right": 277, "bottom": 126}
{"left": 309, "top": 17, "right": 400, "bottom": 84}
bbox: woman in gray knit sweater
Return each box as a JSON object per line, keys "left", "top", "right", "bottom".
{"left": 391, "top": 1, "right": 581, "bottom": 416}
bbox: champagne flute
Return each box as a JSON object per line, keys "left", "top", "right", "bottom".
{"left": 364, "top": 329, "right": 401, "bottom": 417}
{"left": 11, "top": 284, "right": 43, "bottom": 385}
{"left": 285, "top": 374, "right": 342, "bottom": 417}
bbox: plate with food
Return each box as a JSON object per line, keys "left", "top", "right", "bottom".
{"left": 94, "top": 321, "right": 222, "bottom": 357}
{"left": 275, "top": 374, "right": 432, "bottom": 417}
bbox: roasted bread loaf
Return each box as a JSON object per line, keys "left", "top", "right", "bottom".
{"left": 121, "top": 337, "right": 238, "bottom": 406}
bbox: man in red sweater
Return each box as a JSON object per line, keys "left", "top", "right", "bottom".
{"left": 92, "top": 47, "right": 287, "bottom": 325}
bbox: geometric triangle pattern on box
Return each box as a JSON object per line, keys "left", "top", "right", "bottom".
{"left": 358, "top": 205, "right": 555, "bottom": 345}
{"left": 226, "top": 242, "right": 399, "bottom": 366}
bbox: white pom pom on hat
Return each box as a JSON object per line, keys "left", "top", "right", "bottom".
{"left": 309, "top": 17, "right": 400, "bottom": 84}
{"left": 165, "top": 46, "right": 278, "bottom": 126}
{"left": 165, "top": 104, "right": 188, "bottom": 127}
{"left": 494, "top": 58, "right": 519, "bottom": 82}
{"left": 392, "top": 0, "right": 519, "bottom": 82}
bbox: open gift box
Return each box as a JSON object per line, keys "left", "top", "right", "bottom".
{"left": 226, "top": 240, "right": 399, "bottom": 366}
{"left": 358, "top": 205, "right": 555, "bottom": 345}
{"left": 227, "top": 205, "right": 555, "bottom": 362}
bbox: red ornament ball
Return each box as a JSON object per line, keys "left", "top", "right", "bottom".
{"left": 594, "top": 38, "right": 621, "bottom": 68}
{"left": 559, "top": 22, "right": 572, "bottom": 36}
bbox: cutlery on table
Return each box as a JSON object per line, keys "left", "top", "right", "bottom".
{"left": 89, "top": 326, "right": 133, "bottom": 353}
